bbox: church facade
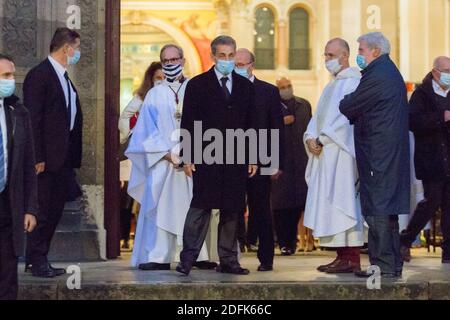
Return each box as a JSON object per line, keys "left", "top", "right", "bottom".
{"left": 0, "top": 0, "right": 449, "bottom": 260}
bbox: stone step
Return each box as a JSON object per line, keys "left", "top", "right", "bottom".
{"left": 48, "top": 230, "right": 105, "bottom": 262}
{"left": 17, "top": 281, "right": 450, "bottom": 300}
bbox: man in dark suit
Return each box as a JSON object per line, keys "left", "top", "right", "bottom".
{"left": 0, "top": 54, "right": 38, "bottom": 300}
{"left": 177, "top": 36, "right": 257, "bottom": 276}
{"left": 234, "top": 48, "right": 285, "bottom": 271}
{"left": 23, "top": 28, "right": 83, "bottom": 278}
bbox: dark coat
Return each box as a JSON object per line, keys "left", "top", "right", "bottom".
{"left": 23, "top": 58, "right": 83, "bottom": 172}
{"left": 252, "top": 77, "right": 285, "bottom": 173}
{"left": 409, "top": 73, "right": 450, "bottom": 181}
{"left": 271, "top": 96, "right": 312, "bottom": 211}
{"left": 339, "top": 54, "right": 410, "bottom": 216}
{"left": 181, "top": 67, "right": 255, "bottom": 213}
{"left": 3, "top": 95, "right": 38, "bottom": 256}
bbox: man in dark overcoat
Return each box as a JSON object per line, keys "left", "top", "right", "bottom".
{"left": 339, "top": 32, "right": 410, "bottom": 278}
{"left": 177, "top": 36, "right": 257, "bottom": 276}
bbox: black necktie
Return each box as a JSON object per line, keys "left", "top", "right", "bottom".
{"left": 64, "top": 71, "right": 72, "bottom": 130}
{"left": 220, "top": 77, "right": 231, "bottom": 101}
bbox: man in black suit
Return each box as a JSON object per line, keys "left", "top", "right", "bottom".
{"left": 0, "top": 54, "right": 38, "bottom": 300}
{"left": 23, "top": 28, "right": 83, "bottom": 278}
{"left": 177, "top": 36, "right": 257, "bottom": 276}
{"left": 234, "top": 48, "right": 285, "bottom": 271}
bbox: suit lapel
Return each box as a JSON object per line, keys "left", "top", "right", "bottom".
{"left": 45, "top": 58, "right": 69, "bottom": 111}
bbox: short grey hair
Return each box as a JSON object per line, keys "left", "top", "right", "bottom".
{"left": 160, "top": 44, "right": 184, "bottom": 61}
{"left": 357, "top": 32, "right": 391, "bottom": 55}
{"left": 211, "top": 35, "right": 237, "bottom": 55}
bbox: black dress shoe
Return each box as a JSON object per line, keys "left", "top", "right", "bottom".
{"left": 216, "top": 265, "right": 250, "bottom": 275}
{"left": 138, "top": 262, "right": 171, "bottom": 271}
{"left": 280, "top": 247, "right": 293, "bottom": 256}
{"left": 354, "top": 270, "right": 401, "bottom": 279}
{"left": 176, "top": 263, "right": 190, "bottom": 276}
{"left": 48, "top": 264, "right": 67, "bottom": 276}
{"left": 193, "top": 261, "right": 218, "bottom": 270}
{"left": 257, "top": 264, "right": 273, "bottom": 272}
{"left": 32, "top": 264, "right": 57, "bottom": 278}
{"left": 24, "top": 264, "right": 32, "bottom": 273}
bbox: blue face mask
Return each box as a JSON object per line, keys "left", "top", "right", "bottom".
{"left": 0, "top": 79, "right": 16, "bottom": 98}
{"left": 216, "top": 60, "right": 235, "bottom": 76}
{"left": 356, "top": 55, "right": 367, "bottom": 70}
{"left": 440, "top": 72, "right": 450, "bottom": 88}
{"left": 234, "top": 67, "right": 249, "bottom": 78}
{"left": 68, "top": 49, "right": 81, "bottom": 65}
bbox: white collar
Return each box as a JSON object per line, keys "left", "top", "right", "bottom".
{"left": 432, "top": 79, "right": 450, "bottom": 98}
{"left": 48, "top": 55, "right": 67, "bottom": 77}
{"left": 214, "top": 67, "right": 232, "bottom": 82}
{"left": 249, "top": 75, "right": 255, "bottom": 83}
{"left": 0, "top": 98, "right": 3, "bottom": 108}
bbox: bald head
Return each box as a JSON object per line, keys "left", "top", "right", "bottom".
{"left": 276, "top": 77, "right": 291, "bottom": 90}
{"left": 324, "top": 38, "right": 351, "bottom": 74}
{"left": 432, "top": 56, "right": 450, "bottom": 88}
{"left": 235, "top": 48, "right": 255, "bottom": 78}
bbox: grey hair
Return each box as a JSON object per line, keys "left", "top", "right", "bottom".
{"left": 357, "top": 32, "right": 391, "bottom": 55}
{"left": 211, "top": 35, "right": 237, "bottom": 55}
{"left": 160, "top": 44, "right": 184, "bottom": 61}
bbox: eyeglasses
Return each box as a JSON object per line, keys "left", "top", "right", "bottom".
{"left": 161, "top": 57, "right": 182, "bottom": 65}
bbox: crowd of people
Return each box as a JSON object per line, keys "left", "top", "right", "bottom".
{"left": 120, "top": 32, "right": 450, "bottom": 278}
{"left": 0, "top": 27, "right": 449, "bottom": 300}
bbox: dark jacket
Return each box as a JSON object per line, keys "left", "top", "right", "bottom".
{"left": 181, "top": 67, "right": 255, "bottom": 212}
{"left": 3, "top": 95, "right": 38, "bottom": 256}
{"left": 271, "top": 96, "right": 311, "bottom": 210}
{"left": 339, "top": 54, "right": 410, "bottom": 216}
{"left": 23, "top": 58, "right": 83, "bottom": 172}
{"left": 409, "top": 73, "right": 450, "bottom": 181}
{"left": 252, "top": 77, "right": 285, "bottom": 173}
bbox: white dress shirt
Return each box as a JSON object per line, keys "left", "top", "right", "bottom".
{"left": 432, "top": 79, "right": 450, "bottom": 98}
{"left": 0, "top": 98, "right": 8, "bottom": 183}
{"left": 48, "top": 55, "right": 77, "bottom": 131}
{"left": 214, "top": 67, "right": 233, "bottom": 94}
{"left": 249, "top": 75, "right": 255, "bottom": 83}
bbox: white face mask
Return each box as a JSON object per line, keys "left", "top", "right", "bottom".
{"left": 325, "top": 58, "right": 343, "bottom": 75}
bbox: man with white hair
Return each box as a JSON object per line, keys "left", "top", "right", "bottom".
{"left": 400, "top": 56, "right": 450, "bottom": 264}
{"left": 339, "top": 32, "right": 410, "bottom": 278}
{"left": 304, "top": 38, "right": 364, "bottom": 274}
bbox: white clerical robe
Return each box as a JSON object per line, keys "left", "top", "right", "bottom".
{"left": 126, "top": 79, "right": 212, "bottom": 266}
{"left": 303, "top": 67, "right": 366, "bottom": 247}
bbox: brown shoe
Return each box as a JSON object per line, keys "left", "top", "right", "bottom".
{"left": 325, "top": 260, "right": 361, "bottom": 274}
{"left": 317, "top": 258, "right": 340, "bottom": 272}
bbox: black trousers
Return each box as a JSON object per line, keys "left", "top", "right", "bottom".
{"left": 401, "top": 180, "right": 450, "bottom": 256}
{"left": 180, "top": 207, "right": 239, "bottom": 269}
{"left": 0, "top": 193, "right": 18, "bottom": 300}
{"left": 247, "top": 175, "right": 274, "bottom": 265}
{"left": 365, "top": 215, "right": 403, "bottom": 275}
{"left": 26, "top": 168, "right": 71, "bottom": 266}
{"left": 273, "top": 207, "right": 302, "bottom": 250}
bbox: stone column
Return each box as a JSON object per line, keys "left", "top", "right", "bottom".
{"left": 277, "top": 18, "right": 288, "bottom": 70}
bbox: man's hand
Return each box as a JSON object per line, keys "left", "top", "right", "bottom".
{"left": 183, "top": 164, "right": 196, "bottom": 178}
{"left": 306, "top": 139, "right": 322, "bottom": 156}
{"left": 271, "top": 170, "right": 283, "bottom": 181}
{"left": 35, "top": 162, "right": 45, "bottom": 175}
{"left": 284, "top": 115, "right": 295, "bottom": 125}
{"left": 164, "top": 153, "right": 181, "bottom": 166}
{"left": 24, "top": 214, "right": 37, "bottom": 233}
{"left": 445, "top": 111, "right": 450, "bottom": 122}
{"left": 248, "top": 165, "right": 258, "bottom": 178}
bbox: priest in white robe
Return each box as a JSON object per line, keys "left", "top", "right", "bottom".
{"left": 126, "top": 44, "right": 217, "bottom": 271}
{"left": 304, "top": 38, "right": 365, "bottom": 274}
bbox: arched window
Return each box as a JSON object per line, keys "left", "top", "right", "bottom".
{"left": 289, "top": 7, "right": 310, "bottom": 70}
{"left": 254, "top": 6, "right": 275, "bottom": 69}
